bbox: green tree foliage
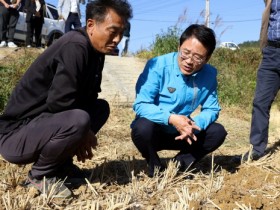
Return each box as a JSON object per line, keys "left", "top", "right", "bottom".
{"left": 136, "top": 26, "right": 181, "bottom": 59}
{"left": 151, "top": 26, "right": 181, "bottom": 56}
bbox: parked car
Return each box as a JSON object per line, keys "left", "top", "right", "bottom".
{"left": 15, "top": 3, "right": 65, "bottom": 47}
{"left": 219, "top": 42, "right": 240, "bottom": 50}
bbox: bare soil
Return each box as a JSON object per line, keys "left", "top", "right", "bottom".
{"left": 0, "top": 49, "right": 279, "bottom": 209}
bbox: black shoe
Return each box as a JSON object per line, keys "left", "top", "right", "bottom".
{"left": 242, "top": 150, "right": 264, "bottom": 162}
{"left": 233, "top": 150, "right": 264, "bottom": 164}
{"left": 173, "top": 152, "right": 195, "bottom": 173}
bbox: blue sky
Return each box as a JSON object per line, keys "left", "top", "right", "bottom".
{"left": 47, "top": 0, "right": 264, "bottom": 53}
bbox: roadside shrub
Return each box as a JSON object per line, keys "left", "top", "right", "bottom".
{"left": 0, "top": 49, "right": 39, "bottom": 113}
{"left": 210, "top": 48, "right": 261, "bottom": 110}
{"left": 136, "top": 26, "right": 181, "bottom": 59}
{"left": 151, "top": 26, "right": 181, "bottom": 57}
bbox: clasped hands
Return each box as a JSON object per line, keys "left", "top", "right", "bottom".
{"left": 5, "top": 3, "right": 19, "bottom": 9}
{"left": 169, "top": 114, "right": 201, "bottom": 145}
{"left": 76, "top": 130, "right": 98, "bottom": 163}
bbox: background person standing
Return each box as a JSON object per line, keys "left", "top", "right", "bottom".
{"left": 0, "top": 0, "right": 21, "bottom": 48}
{"left": 243, "top": 0, "right": 280, "bottom": 161}
{"left": 57, "top": 0, "right": 85, "bottom": 33}
{"left": 119, "top": 20, "right": 130, "bottom": 56}
{"left": 25, "top": 0, "right": 45, "bottom": 48}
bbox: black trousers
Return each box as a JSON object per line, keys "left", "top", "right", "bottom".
{"left": 131, "top": 118, "right": 227, "bottom": 170}
{"left": 0, "top": 99, "right": 110, "bottom": 179}
{"left": 0, "top": 6, "right": 19, "bottom": 42}
{"left": 26, "top": 17, "right": 43, "bottom": 47}
{"left": 65, "top": 12, "right": 81, "bottom": 33}
{"left": 250, "top": 46, "right": 280, "bottom": 155}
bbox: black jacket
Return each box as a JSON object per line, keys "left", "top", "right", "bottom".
{"left": 25, "top": 0, "right": 45, "bottom": 23}
{"left": 0, "top": 27, "right": 105, "bottom": 133}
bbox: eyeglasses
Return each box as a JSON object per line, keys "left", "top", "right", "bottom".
{"left": 179, "top": 50, "right": 205, "bottom": 64}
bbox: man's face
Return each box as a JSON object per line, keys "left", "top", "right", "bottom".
{"left": 178, "top": 36, "right": 209, "bottom": 76}
{"left": 86, "top": 9, "right": 125, "bottom": 54}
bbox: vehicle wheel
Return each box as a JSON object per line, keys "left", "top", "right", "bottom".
{"left": 47, "top": 32, "right": 63, "bottom": 47}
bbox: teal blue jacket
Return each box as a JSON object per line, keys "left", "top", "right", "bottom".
{"left": 132, "top": 52, "right": 221, "bottom": 134}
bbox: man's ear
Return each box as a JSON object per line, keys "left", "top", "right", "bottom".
{"left": 87, "top": 19, "right": 95, "bottom": 29}
{"left": 86, "top": 19, "right": 96, "bottom": 35}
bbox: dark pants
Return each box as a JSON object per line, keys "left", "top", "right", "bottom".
{"left": 131, "top": 118, "right": 227, "bottom": 170}
{"left": 0, "top": 6, "right": 19, "bottom": 42}
{"left": 65, "top": 12, "right": 81, "bottom": 33}
{"left": 26, "top": 17, "right": 43, "bottom": 47}
{"left": 0, "top": 99, "right": 110, "bottom": 179}
{"left": 250, "top": 46, "right": 280, "bottom": 155}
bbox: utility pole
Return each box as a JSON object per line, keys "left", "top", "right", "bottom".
{"left": 205, "top": 0, "right": 210, "bottom": 27}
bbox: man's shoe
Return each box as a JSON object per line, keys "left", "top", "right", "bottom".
{"left": 232, "top": 149, "right": 264, "bottom": 164}
{"left": 0, "top": 41, "right": 7, "bottom": 47}
{"left": 173, "top": 152, "right": 195, "bottom": 172}
{"left": 7, "top": 42, "right": 18, "bottom": 48}
{"left": 24, "top": 171, "right": 73, "bottom": 198}
{"left": 242, "top": 150, "right": 264, "bottom": 162}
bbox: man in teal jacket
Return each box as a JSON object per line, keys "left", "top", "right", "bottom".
{"left": 131, "top": 24, "right": 227, "bottom": 177}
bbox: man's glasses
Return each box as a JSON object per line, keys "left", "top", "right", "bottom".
{"left": 179, "top": 50, "right": 205, "bottom": 64}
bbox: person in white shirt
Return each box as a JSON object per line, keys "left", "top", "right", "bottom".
{"left": 57, "top": 0, "right": 85, "bottom": 33}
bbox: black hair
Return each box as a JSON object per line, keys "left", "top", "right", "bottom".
{"left": 86, "top": 0, "right": 133, "bottom": 23}
{"left": 179, "top": 24, "right": 216, "bottom": 56}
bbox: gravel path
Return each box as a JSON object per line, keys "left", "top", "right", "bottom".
{"left": 99, "top": 55, "right": 146, "bottom": 105}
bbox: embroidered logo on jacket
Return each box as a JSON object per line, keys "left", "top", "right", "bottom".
{"left": 168, "top": 87, "right": 176, "bottom": 93}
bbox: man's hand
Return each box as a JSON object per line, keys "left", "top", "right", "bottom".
{"left": 58, "top": 15, "right": 64, "bottom": 20}
{"left": 35, "top": 12, "right": 41, "bottom": 17}
{"left": 76, "top": 130, "right": 98, "bottom": 163}
{"left": 4, "top": 3, "right": 10, "bottom": 8}
{"left": 169, "top": 114, "right": 201, "bottom": 145}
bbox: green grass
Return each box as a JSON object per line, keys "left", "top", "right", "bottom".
{"left": 0, "top": 49, "right": 39, "bottom": 112}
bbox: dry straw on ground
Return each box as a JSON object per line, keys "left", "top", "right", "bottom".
{"left": 0, "top": 102, "right": 279, "bottom": 209}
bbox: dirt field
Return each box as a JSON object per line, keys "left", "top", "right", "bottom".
{"left": 0, "top": 49, "right": 279, "bottom": 209}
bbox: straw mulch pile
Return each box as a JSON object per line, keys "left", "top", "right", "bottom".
{"left": 0, "top": 103, "right": 279, "bottom": 209}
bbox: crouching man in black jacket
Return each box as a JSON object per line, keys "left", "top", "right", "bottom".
{"left": 0, "top": 0, "right": 132, "bottom": 198}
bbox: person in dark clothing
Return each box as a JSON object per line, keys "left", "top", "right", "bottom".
{"left": 25, "top": 0, "right": 45, "bottom": 48}
{"left": 119, "top": 20, "right": 130, "bottom": 56}
{"left": 0, "top": 0, "right": 21, "bottom": 47}
{"left": 0, "top": 0, "right": 132, "bottom": 198}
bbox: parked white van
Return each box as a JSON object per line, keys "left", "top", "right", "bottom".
{"left": 219, "top": 42, "right": 240, "bottom": 50}
{"left": 15, "top": 3, "right": 65, "bottom": 47}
